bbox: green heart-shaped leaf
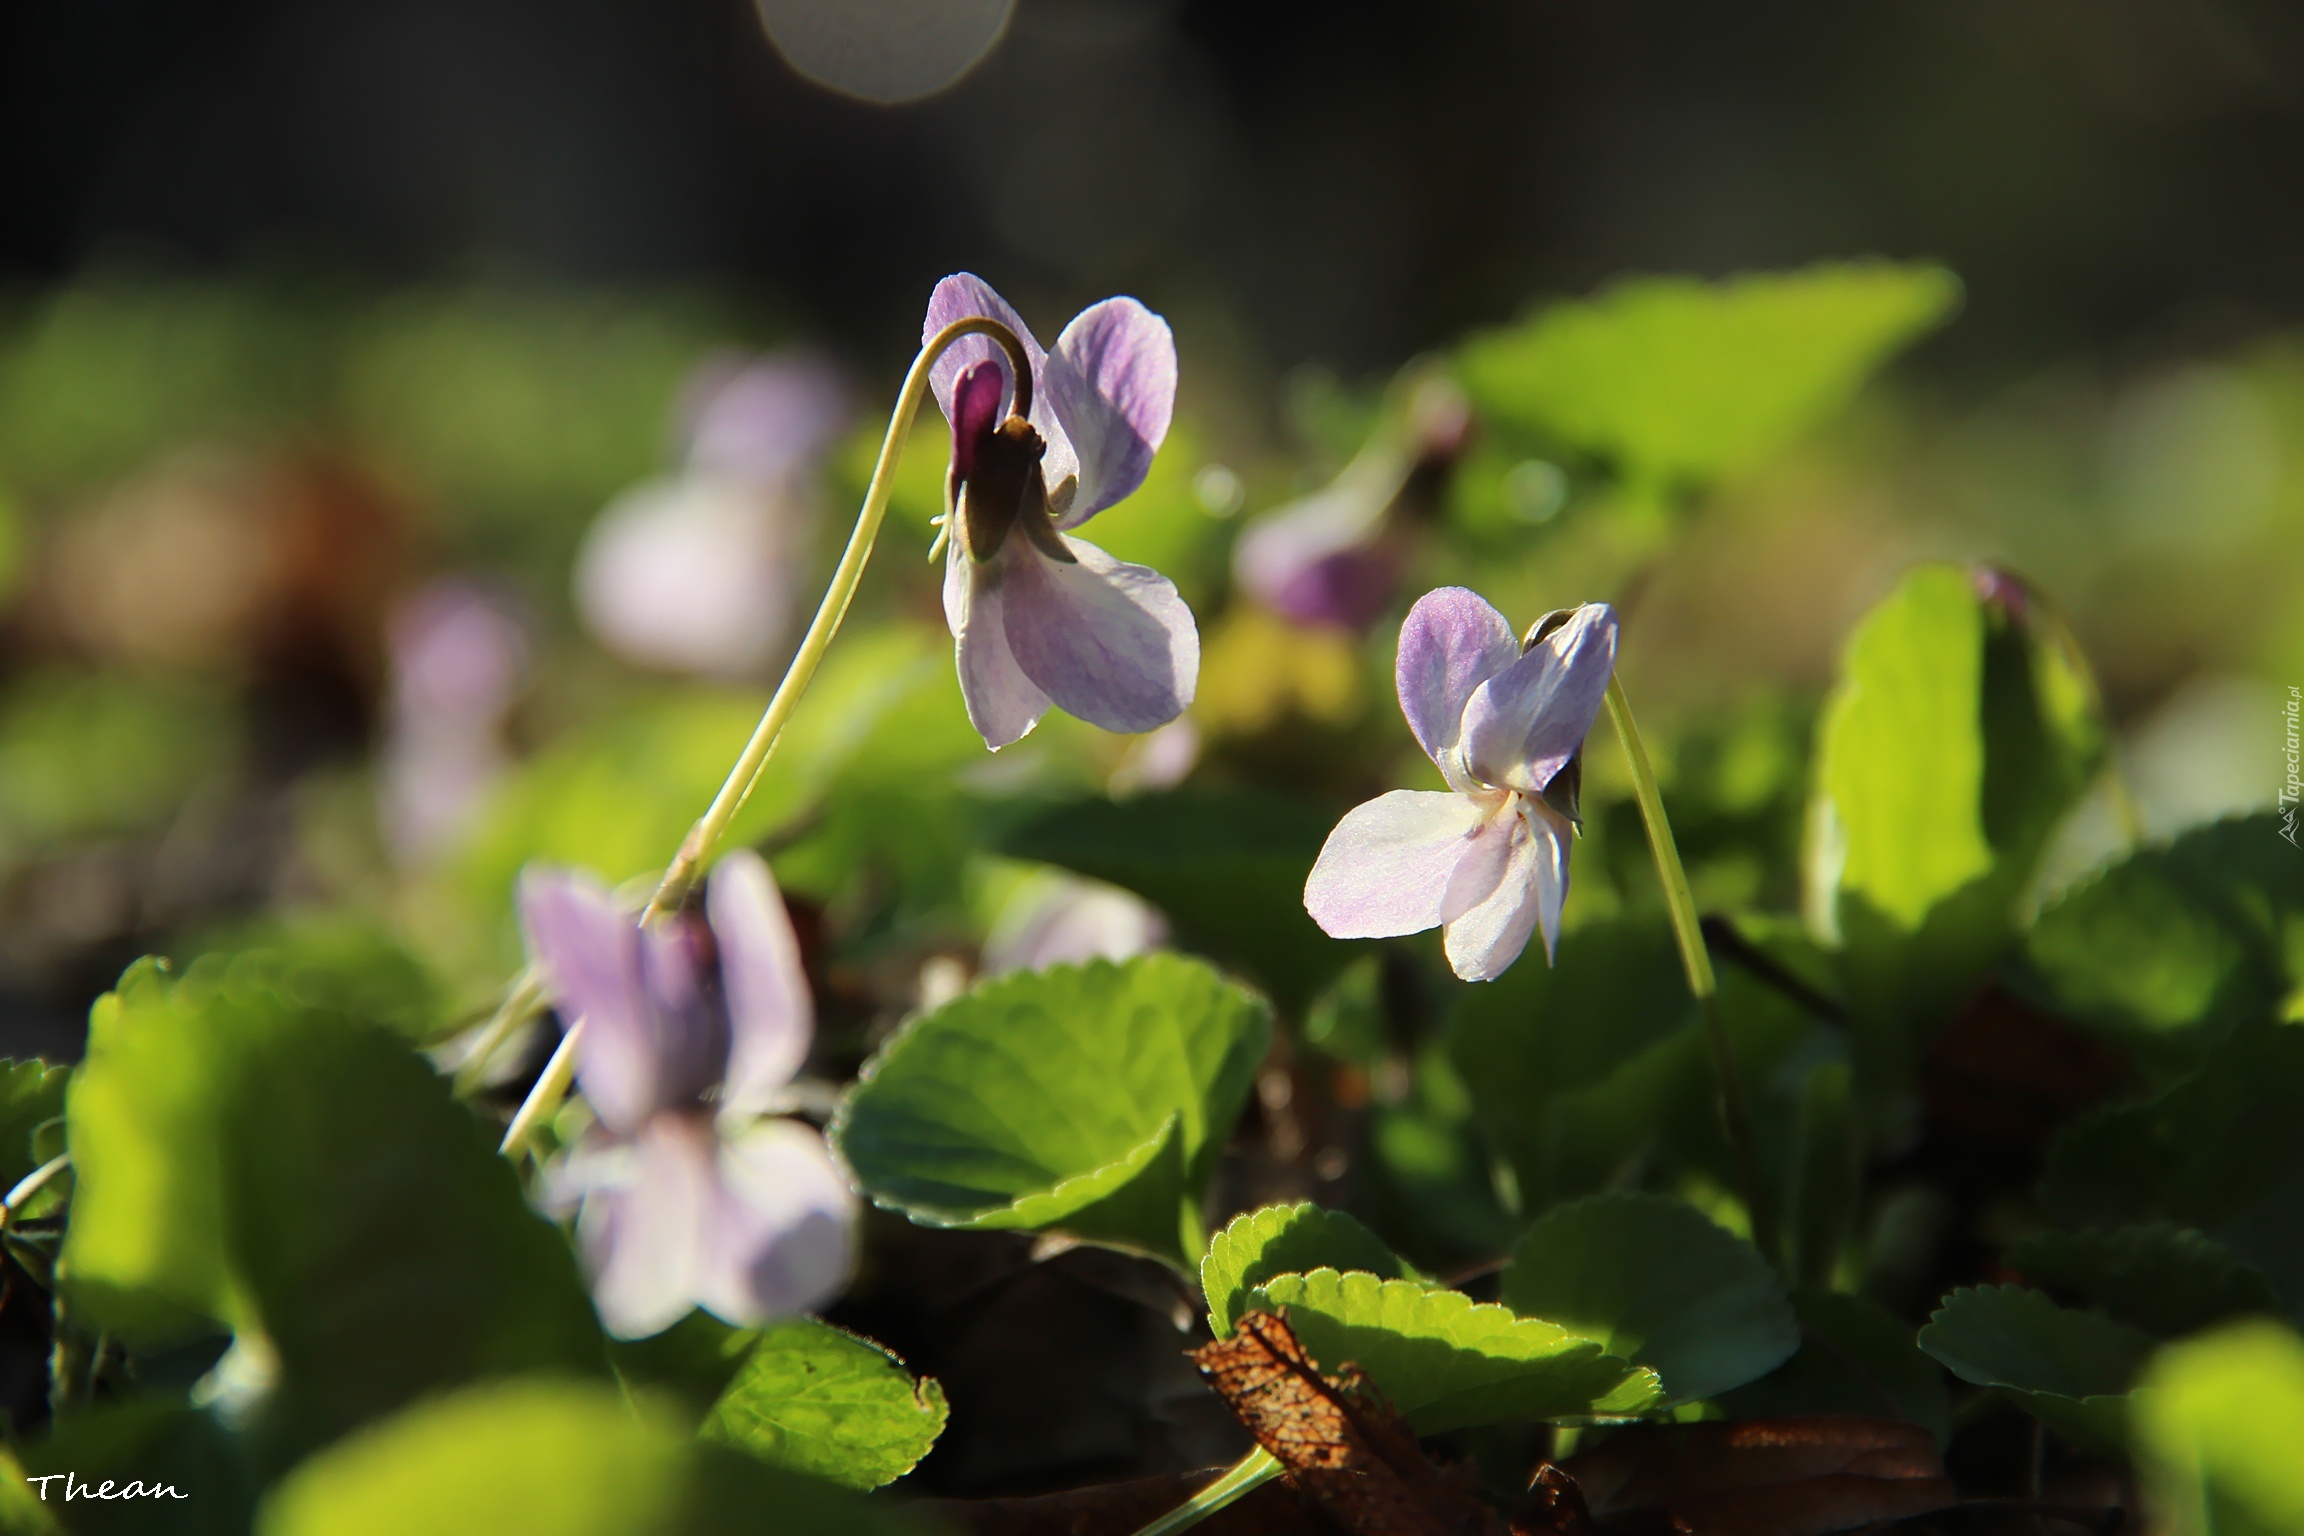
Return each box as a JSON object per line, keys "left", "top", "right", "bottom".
{"left": 60, "top": 956, "right": 607, "bottom": 1467}
{"left": 1250, "top": 1270, "right": 1661, "bottom": 1433}
{"left": 703, "top": 1319, "right": 946, "bottom": 1491}
{"left": 1455, "top": 262, "right": 1958, "bottom": 490}
{"left": 2018, "top": 815, "right": 2304, "bottom": 1078}
{"left": 1499, "top": 1192, "right": 1798, "bottom": 1405}
{"left": 1202, "top": 1203, "right": 1410, "bottom": 1337}
{"left": 1918, "top": 1284, "right": 2157, "bottom": 1455}
{"left": 832, "top": 954, "right": 1271, "bottom": 1265}
{"left": 254, "top": 1379, "right": 924, "bottom": 1536}
{"left": 2009, "top": 1225, "right": 2284, "bottom": 1339}
{"left": 2135, "top": 1319, "right": 2304, "bottom": 1536}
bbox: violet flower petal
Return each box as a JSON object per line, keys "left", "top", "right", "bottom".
{"left": 574, "top": 474, "right": 798, "bottom": 678}
{"left": 1234, "top": 484, "right": 1401, "bottom": 631}
{"left": 577, "top": 1116, "right": 718, "bottom": 1339}
{"left": 949, "top": 360, "right": 1006, "bottom": 487}
{"left": 633, "top": 916, "right": 729, "bottom": 1110}
{"left": 1395, "top": 588, "right": 1521, "bottom": 770}
{"left": 998, "top": 535, "right": 1199, "bottom": 736}
{"left": 944, "top": 541, "right": 1051, "bottom": 749}
{"left": 1460, "top": 603, "right": 1619, "bottom": 796}
{"left": 683, "top": 351, "right": 850, "bottom": 483}
{"left": 707, "top": 850, "right": 813, "bottom": 1116}
{"left": 695, "top": 1119, "right": 858, "bottom": 1326}
{"left": 922, "top": 274, "right": 1077, "bottom": 496}
{"left": 520, "top": 869, "right": 660, "bottom": 1137}
{"left": 1303, "top": 789, "right": 1491, "bottom": 940}
{"left": 1043, "top": 297, "right": 1176, "bottom": 528}
{"left": 1441, "top": 802, "right": 1571, "bottom": 982}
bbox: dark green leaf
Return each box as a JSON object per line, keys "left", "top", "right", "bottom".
{"left": 1499, "top": 1193, "right": 1798, "bottom": 1405}
{"left": 1786, "top": 1061, "right": 1860, "bottom": 1290}
{"left": 702, "top": 1319, "right": 946, "bottom": 1490}
{"left": 1721, "top": 1289, "right": 1952, "bottom": 1444}
{"left": 253, "top": 1378, "right": 924, "bottom": 1536}
{"left": 1917, "top": 1285, "right": 2156, "bottom": 1454}
{"left": 0, "top": 1060, "right": 67, "bottom": 1195}
{"left": 831, "top": 954, "right": 1271, "bottom": 1265}
{"left": 2008, "top": 1225, "right": 2284, "bottom": 1338}
{"left": 998, "top": 791, "right": 1358, "bottom": 1012}
{"left": 1201, "top": 1203, "right": 1409, "bottom": 1336}
{"left": 15, "top": 1404, "right": 253, "bottom": 1536}
{"left": 60, "top": 957, "right": 606, "bottom": 1466}
{"left": 1249, "top": 1270, "right": 1662, "bottom": 1432}
{"left": 2042, "top": 1021, "right": 2304, "bottom": 1309}
{"left": 2017, "top": 815, "right": 2304, "bottom": 1077}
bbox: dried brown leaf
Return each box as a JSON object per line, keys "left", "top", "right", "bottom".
{"left": 1193, "top": 1309, "right": 1509, "bottom": 1536}
{"left": 1558, "top": 1418, "right": 1957, "bottom": 1536}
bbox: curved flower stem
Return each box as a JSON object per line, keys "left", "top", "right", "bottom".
{"left": 1604, "top": 674, "right": 1781, "bottom": 1271}
{"left": 1127, "top": 1447, "right": 1283, "bottom": 1536}
{"left": 495, "top": 315, "right": 1035, "bottom": 1156}
{"left": 0, "top": 1153, "right": 70, "bottom": 1238}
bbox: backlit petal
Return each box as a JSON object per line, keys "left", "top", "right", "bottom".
{"left": 1044, "top": 298, "right": 1176, "bottom": 527}
{"left": 923, "top": 274, "right": 1075, "bottom": 494}
{"left": 1460, "top": 602, "right": 1619, "bottom": 795}
{"left": 696, "top": 1119, "right": 858, "bottom": 1326}
{"left": 577, "top": 1115, "right": 718, "bottom": 1339}
{"left": 520, "top": 868, "right": 659, "bottom": 1137}
{"left": 1000, "top": 536, "right": 1198, "bottom": 735}
{"left": 1442, "top": 801, "right": 1572, "bottom": 982}
{"left": 944, "top": 542, "right": 1050, "bottom": 749}
{"left": 1303, "top": 790, "right": 1490, "bottom": 940}
{"left": 1395, "top": 588, "right": 1520, "bottom": 770}
{"left": 708, "top": 850, "right": 813, "bottom": 1115}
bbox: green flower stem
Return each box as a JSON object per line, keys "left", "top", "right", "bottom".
{"left": 0, "top": 1153, "right": 69, "bottom": 1238}
{"left": 1128, "top": 1447, "right": 1283, "bottom": 1536}
{"left": 452, "top": 968, "right": 548, "bottom": 1099}
{"left": 495, "top": 315, "right": 1034, "bottom": 1157}
{"left": 1604, "top": 674, "right": 1780, "bottom": 1270}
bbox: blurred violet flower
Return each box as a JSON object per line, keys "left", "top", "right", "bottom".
{"left": 1233, "top": 370, "right": 1471, "bottom": 632}
{"left": 379, "top": 579, "right": 529, "bottom": 866}
{"left": 1304, "top": 589, "right": 1618, "bottom": 981}
{"left": 924, "top": 274, "right": 1200, "bottom": 749}
{"left": 575, "top": 351, "right": 850, "bottom": 679}
{"left": 520, "top": 849, "right": 856, "bottom": 1339}
{"left": 983, "top": 874, "right": 1167, "bottom": 975}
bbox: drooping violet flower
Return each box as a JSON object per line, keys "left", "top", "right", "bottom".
{"left": 924, "top": 275, "right": 1199, "bottom": 749}
{"left": 1233, "top": 370, "right": 1471, "bottom": 632}
{"left": 520, "top": 849, "right": 856, "bottom": 1339}
{"left": 575, "top": 352, "right": 850, "bottom": 678}
{"left": 1303, "top": 589, "right": 1618, "bottom": 981}
{"left": 379, "top": 579, "right": 529, "bottom": 866}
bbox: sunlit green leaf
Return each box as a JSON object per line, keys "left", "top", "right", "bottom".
{"left": 2008, "top": 1225, "right": 2284, "bottom": 1338}
{"left": 184, "top": 918, "right": 443, "bottom": 1043}
{"left": 702, "top": 1319, "right": 946, "bottom": 1490}
{"left": 1202, "top": 1203, "right": 1408, "bottom": 1337}
{"left": 1249, "top": 1270, "right": 1661, "bottom": 1432}
{"left": 999, "top": 790, "right": 1356, "bottom": 1013}
{"left": 1455, "top": 263, "right": 1959, "bottom": 490}
{"left": 1499, "top": 1193, "right": 1797, "bottom": 1405}
{"left": 1721, "top": 1289, "right": 1951, "bottom": 1443}
{"left": 60, "top": 957, "right": 606, "bottom": 1466}
{"left": 1807, "top": 566, "right": 2106, "bottom": 1102}
{"left": 0, "top": 1060, "right": 67, "bottom": 1197}
{"left": 2135, "top": 1319, "right": 2304, "bottom": 1536}
{"left": 832, "top": 954, "right": 1270, "bottom": 1264}
{"left": 1918, "top": 1284, "right": 2156, "bottom": 1454}
{"left": 2017, "top": 815, "right": 2304, "bottom": 1077}
{"left": 255, "top": 1379, "right": 920, "bottom": 1536}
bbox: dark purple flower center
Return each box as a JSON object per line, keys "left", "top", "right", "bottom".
{"left": 948, "top": 359, "right": 1072, "bottom": 566}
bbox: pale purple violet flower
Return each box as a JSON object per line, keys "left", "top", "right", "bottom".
{"left": 379, "top": 579, "right": 529, "bottom": 866}
{"left": 924, "top": 275, "right": 1199, "bottom": 749}
{"left": 983, "top": 874, "right": 1168, "bottom": 975}
{"left": 520, "top": 849, "right": 856, "bottom": 1339}
{"left": 1233, "top": 370, "right": 1470, "bottom": 632}
{"left": 575, "top": 352, "right": 850, "bottom": 679}
{"left": 1303, "top": 589, "right": 1618, "bottom": 982}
